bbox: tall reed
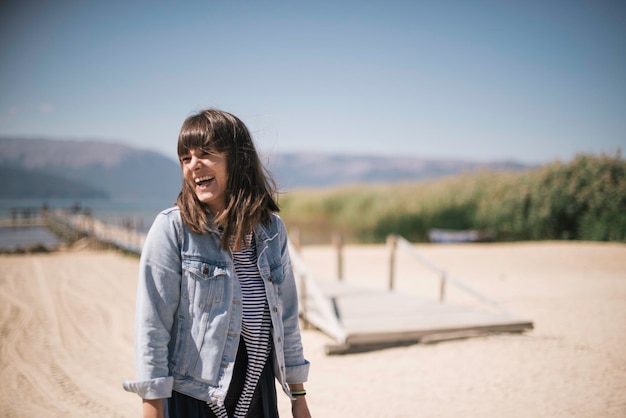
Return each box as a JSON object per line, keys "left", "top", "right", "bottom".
{"left": 278, "top": 152, "right": 626, "bottom": 244}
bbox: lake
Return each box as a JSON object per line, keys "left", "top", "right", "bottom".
{"left": 0, "top": 197, "right": 173, "bottom": 251}
{"left": 0, "top": 225, "right": 62, "bottom": 251}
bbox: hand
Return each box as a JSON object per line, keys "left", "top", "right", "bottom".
{"left": 291, "top": 396, "right": 312, "bottom": 418}
{"left": 142, "top": 398, "right": 164, "bottom": 418}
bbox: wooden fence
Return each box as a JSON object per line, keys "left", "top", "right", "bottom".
{"left": 46, "top": 209, "right": 145, "bottom": 254}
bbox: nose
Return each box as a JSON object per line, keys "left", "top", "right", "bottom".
{"left": 190, "top": 155, "right": 202, "bottom": 169}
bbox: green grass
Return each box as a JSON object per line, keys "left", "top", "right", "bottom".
{"left": 278, "top": 152, "right": 626, "bottom": 244}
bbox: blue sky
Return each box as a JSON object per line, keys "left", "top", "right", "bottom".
{"left": 1, "top": 0, "right": 624, "bottom": 164}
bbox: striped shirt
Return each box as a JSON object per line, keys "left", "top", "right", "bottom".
{"left": 209, "top": 234, "right": 272, "bottom": 418}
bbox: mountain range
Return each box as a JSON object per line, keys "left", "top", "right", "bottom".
{"left": 0, "top": 137, "right": 529, "bottom": 199}
{"left": 0, "top": 138, "right": 182, "bottom": 201}
{"left": 268, "top": 152, "right": 528, "bottom": 189}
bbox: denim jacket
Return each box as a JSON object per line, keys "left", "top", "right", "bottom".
{"left": 123, "top": 206, "right": 310, "bottom": 405}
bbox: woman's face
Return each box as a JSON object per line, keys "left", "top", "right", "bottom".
{"left": 180, "top": 148, "right": 228, "bottom": 214}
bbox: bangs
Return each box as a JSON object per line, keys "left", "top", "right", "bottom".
{"left": 177, "top": 113, "right": 232, "bottom": 157}
{"left": 177, "top": 114, "right": 214, "bottom": 157}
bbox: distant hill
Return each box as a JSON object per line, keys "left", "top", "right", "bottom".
{"left": 267, "top": 152, "right": 529, "bottom": 189}
{"left": 0, "top": 165, "right": 109, "bottom": 198}
{"left": 0, "top": 137, "right": 530, "bottom": 199}
{"left": 0, "top": 137, "right": 182, "bottom": 201}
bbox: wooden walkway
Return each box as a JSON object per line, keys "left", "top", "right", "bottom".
{"left": 28, "top": 210, "right": 533, "bottom": 355}
{"left": 289, "top": 237, "right": 533, "bottom": 355}
{"left": 2, "top": 206, "right": 144, "bottom": 254}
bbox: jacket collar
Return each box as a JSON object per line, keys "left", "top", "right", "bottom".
{"left": 204, "top": 213, "right": 278, "bottom": 244}
{"left": 254, "top": 216, "right": 278, "bottom": 243}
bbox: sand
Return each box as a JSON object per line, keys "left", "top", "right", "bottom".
{"left": 1, "top": 241, "right": 625, "bottom": 417}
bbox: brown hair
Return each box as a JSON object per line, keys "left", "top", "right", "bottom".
{"left": 175, "top": 109, "right": 279, "bottom": 250}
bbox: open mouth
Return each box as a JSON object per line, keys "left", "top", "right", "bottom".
{"left": 194, "top": 175, "right": 215, "bottom": 187}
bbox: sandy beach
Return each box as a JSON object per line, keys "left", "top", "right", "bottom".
{"left": 1, "top": 241, "right": 625, "bottom": 417}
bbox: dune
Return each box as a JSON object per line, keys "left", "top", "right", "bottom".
{"left": 1, "top": 241, "right": 625, "bottom": 417}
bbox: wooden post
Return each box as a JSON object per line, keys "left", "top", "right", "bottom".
{"left": 332, "top": 232, "right": 344, "bottom": 281}
{"left": 88, "top": 215, "right": 97, "bottom": 250}
{"left": 387, "top": 234, "right": 397, "bottom": 291}
{"left": 439, "top": 272, "right": 447, "bottom": 302}
{"left": 290, "top": 228, "right": 302, "bottom": 253}
{"left": 299, "top": 272, "right": 310, "bottom": 329}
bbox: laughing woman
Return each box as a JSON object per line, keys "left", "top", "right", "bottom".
{"left": 124, "top": 109, "right": 311, "bottom": 418}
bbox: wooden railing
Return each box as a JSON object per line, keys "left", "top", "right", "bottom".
{"left": 43, "top": 210, "right": 348, "bottom": 341}
{"left": 388, "top": 234, "right": 514, "bottom": 316}
{"left": 0, "top": 207, "right": 47, "bottom": 227}
{"left": 288, "top": 240, "right": 347, "bottom": 345}
{"left": 47, "top": 210, "right": 145, "bottom": 254}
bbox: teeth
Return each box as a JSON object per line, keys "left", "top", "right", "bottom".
{"left": 194, "top": 176, "right": 214, "bottom": 184}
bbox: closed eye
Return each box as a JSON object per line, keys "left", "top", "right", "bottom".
{"left": 199, "top": 148, "right": 215, "bottom": 158}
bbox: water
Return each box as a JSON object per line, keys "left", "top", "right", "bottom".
{"left": 0, "top": 197, "right": 175, "bottom": 231}
{"left": 0, "top": 226, "right": 61, "bottom": 251}
{"left": 0, "top": 197, "right": 175, "bottom": 250}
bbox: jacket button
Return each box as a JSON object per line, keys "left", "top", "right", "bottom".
{"left": 273, "top": 307, "right": 279, "bottom": 313}
{"left": 202, "top": 265, "right": 208, "bottom": 274}
{"left": 268, "top": 277, "right": 273, "bottom": 283}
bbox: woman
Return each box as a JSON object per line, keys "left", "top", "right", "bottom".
{"left": 123, "top": 109, "right": 311, "bottom": 418}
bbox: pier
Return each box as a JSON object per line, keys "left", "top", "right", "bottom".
{"left": 0, "top": 207, "right": 48, "bottom": 227}
{"left": 2, "top": 205, "right": 144, "bottom": 254}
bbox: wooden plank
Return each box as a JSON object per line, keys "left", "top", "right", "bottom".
{"left": 306, "top": 277, "right": 533, "bottom": 354}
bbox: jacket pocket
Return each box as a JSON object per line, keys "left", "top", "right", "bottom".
{"left": 182, "top": 260, "right": 226, "bottom": 312}
{"left": 175, "top": 260, "right": 229, "bottom": 382}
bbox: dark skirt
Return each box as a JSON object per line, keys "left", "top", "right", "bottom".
{"left": 165, "top": 340, "right": 279, "bottom": 418}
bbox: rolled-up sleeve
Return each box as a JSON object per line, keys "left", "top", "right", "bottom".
{"left": 122, "top": 376, "right": 173, "bottom": 399}
{"left": 123, "top": 211, "right": 182, "bottom": 399}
